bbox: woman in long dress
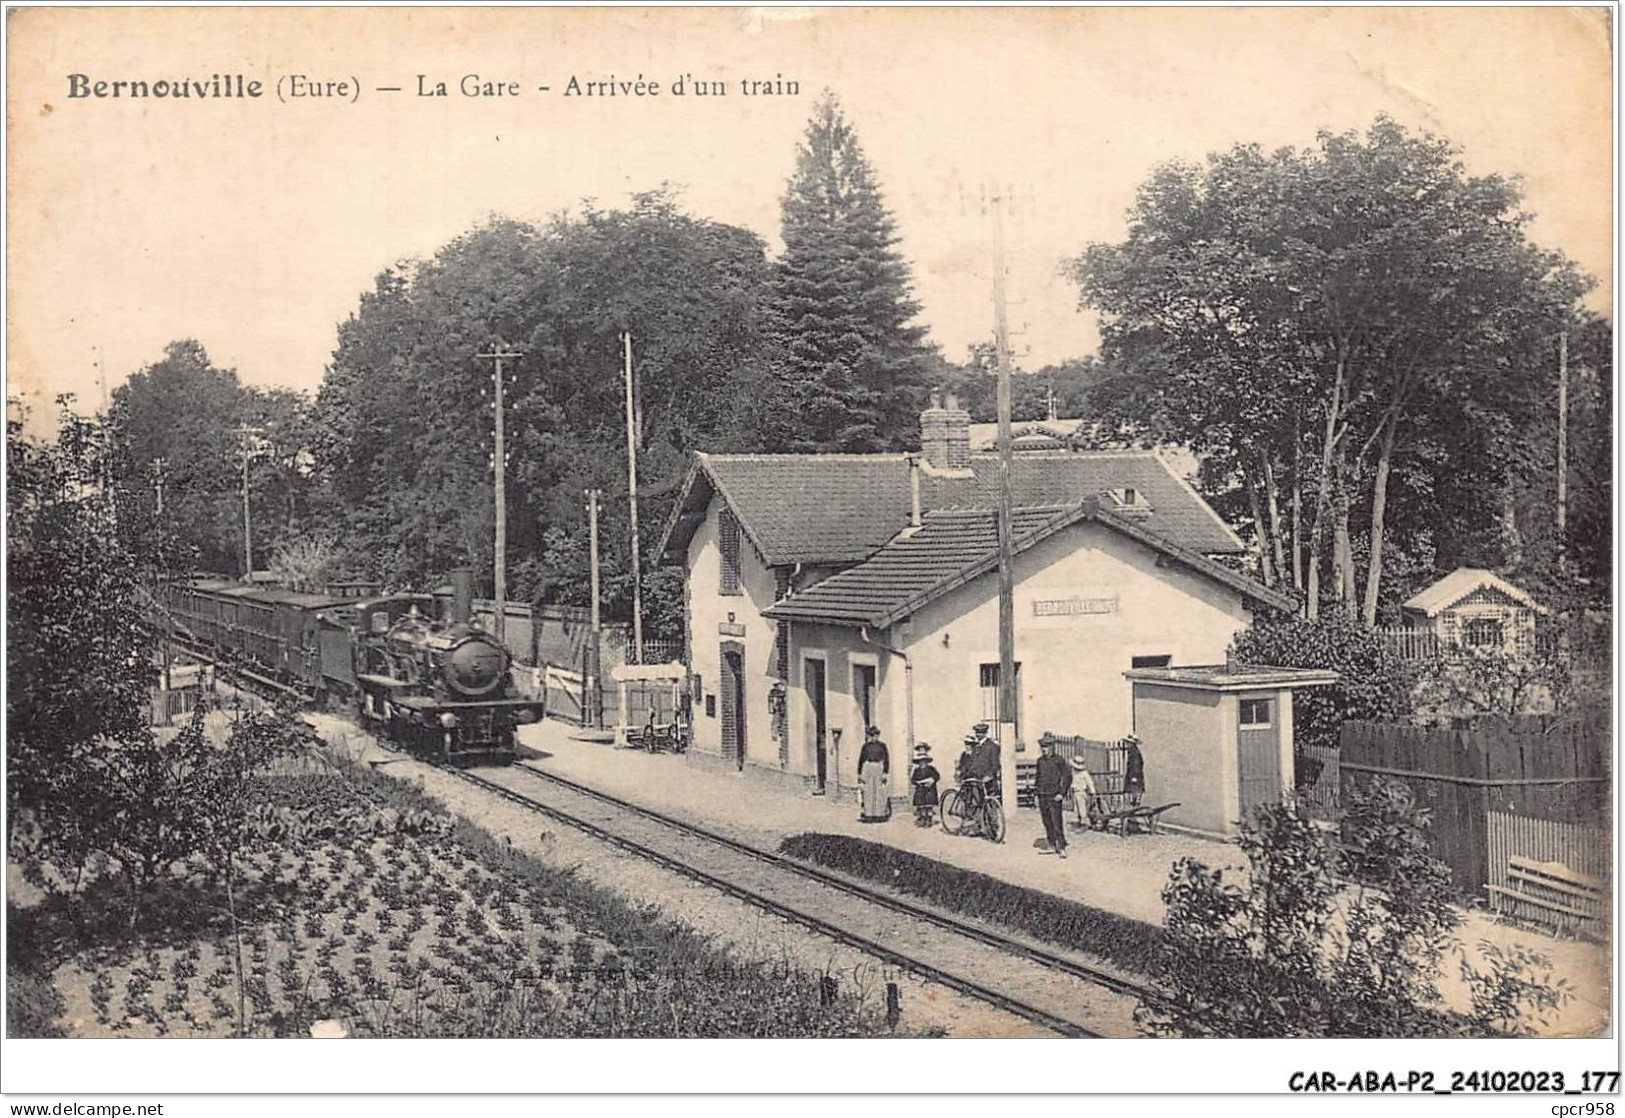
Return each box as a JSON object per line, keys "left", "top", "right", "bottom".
{"left": 857, "top": 726, "right": 891, "bottom": 822}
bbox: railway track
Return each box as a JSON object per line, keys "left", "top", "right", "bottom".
{"left": 172, "top": 647, "right": 1159, "bottom": 1036}
{"left": 511, "top": 762, "right": 1160, "bottom": 1004}
{"left": 433, "top": 758, "right": 1159, "bottom": 1038}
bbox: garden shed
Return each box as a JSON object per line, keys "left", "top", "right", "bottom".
{"left": 1402, "top": 568, "right": 1546, "bottom": 655}
{"left": 1124, "top": 664, "right": 1339, "bottom": 838}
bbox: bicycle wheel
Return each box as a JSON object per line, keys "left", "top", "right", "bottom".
{"left": 939, "top": 788, "right": 965, "bottom": 835}
{"left": 982, "top": 799, "right": 1006, "bottom": 844}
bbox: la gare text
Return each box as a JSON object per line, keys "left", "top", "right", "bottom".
{"left": 65, "top": 72, "right": 801, "bottom": 101}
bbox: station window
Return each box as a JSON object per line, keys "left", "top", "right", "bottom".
{"left": 1239, "top": 698, "right": 1272, "bottom": 729}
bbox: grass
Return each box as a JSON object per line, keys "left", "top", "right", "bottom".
{"left": 778, "top": 832, "right": 1165, "bottom": 977}
{"left": 11, "top": 753, "right": 905, "bottom": 1039}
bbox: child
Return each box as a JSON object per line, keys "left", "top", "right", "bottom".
{"left": 910, "top": 743, "right": 940, "bottom": 827}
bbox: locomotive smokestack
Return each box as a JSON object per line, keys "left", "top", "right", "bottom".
{"left": 451, "top": 567, "right": 474, "bottom": 625}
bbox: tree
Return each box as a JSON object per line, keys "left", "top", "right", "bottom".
{"left": 1141, "top": 784, "right": 1569, "bottom": 1037}
{"left": 1072, "top": 118, "right": 1590, "bottom": 621}
{"left": 8, "top": 402, "right": 156, "bottom": 876}
{"left": 764, "top": 93, "right": 933, "bottom": 452}
{"left": 312, "top": 192, "right": 775, "bottom": 619}
{"left": 1230, "top": 616, "right": 1414, "bottom": 751}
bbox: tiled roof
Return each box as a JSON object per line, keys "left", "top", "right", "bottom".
{"left": 655, "top": 449, "right": 1243, "bottom": 567}
{"left": 1402, "top": 568, "right": 1546, "bottom": 617}
{"left": 763, "top": 502, "right": 1295, "bottom": 628}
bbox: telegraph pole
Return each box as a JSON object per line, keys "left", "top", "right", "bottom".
{"left": 587, "top": 487, "right": 603, "bottom": 728}
{"left": 1556, "top": 329, "right": 1569, "bottom": 570}
{"left": 991, "top": 189, "right": 1019, "bottom": 808}
{"left": 480, "top": 344, "right": 523, "bottom": 649}
{"left": 622, "top": 331, "right": 644, "bottom": 663}
{"left": 152, "top": 456, "right": 166, "bottom": 517}
{"left": 237, "top": 425, "right": 256, "bottom": 579}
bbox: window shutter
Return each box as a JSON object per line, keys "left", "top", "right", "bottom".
{"left": 774, "top": 568, "right": 791, "bottom": 678}
{"left": 719, "top": 510, "right": 741, "bottom": 595}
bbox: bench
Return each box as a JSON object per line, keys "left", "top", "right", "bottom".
{"left": 1487, "top": 856, "right": 1607, "bottom": 936}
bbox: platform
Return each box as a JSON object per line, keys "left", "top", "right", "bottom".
{"left": 512, "top": 716, "right": 1609, "bottom": 1036}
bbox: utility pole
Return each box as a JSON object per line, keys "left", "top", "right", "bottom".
{"left": 991, "top": 189, "right": 1019, "bottom": 809}
{"left": 479, "top": 344, "right": 523, "bottom": 649}
{"left": 237, "top": 425, "right": 257, "bottom": 579}
{"left": 587, "top": 487, "right": 603, "bottom": 728}
{"left": 622, "top": 331, "right": 644, "bottom": 663}
{"left": 153, "top": 455, "right": 171, "bottom": 695}
{"left": 1556, "top": 329, "right": 1569, "bottom": 570}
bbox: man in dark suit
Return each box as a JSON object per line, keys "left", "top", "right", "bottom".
{"left": 1034, "top": 735, "right": 1073, "bottom": 857}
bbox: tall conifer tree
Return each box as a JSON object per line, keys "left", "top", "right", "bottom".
{"left": 766, "top": 94, "right": 931, "bottom": 452}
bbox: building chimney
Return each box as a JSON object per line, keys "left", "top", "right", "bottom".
{"left": 451, "top": 566, "right": 474, "bottom": 624}
{"left": 906, "top": 454, "right": 923, "bottom": 527}
{"left": 920, "top": 392, "right": 971, "bottom": 470}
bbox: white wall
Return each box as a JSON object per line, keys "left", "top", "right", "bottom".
{"left": 789, "top": 623, "right": 900, "bottom": 792}
{"left": 900, "top": 521, "right": 1253, "bottom": 761}
{"left": 685, "top": 496, "right": 782, "bottom": 768}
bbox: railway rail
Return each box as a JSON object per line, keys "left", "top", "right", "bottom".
{"left": 171, "top": 650, "right": 1159, "bottom": 1036}
{"left": 508, "top": 762, "right": 1160, "bottom": 1005}
{"left": 434, "top": 758, "right": 1161, "bottom": 1038}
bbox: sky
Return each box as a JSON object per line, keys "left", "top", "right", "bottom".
{"left": 6, "top": 6, "right": 1614, "bottom": 427}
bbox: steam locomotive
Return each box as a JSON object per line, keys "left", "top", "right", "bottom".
{"left": 161, "top": 568, "right": 544, "bottom": 762}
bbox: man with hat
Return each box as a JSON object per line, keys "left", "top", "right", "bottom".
{"left": 968, "top": 722, "right": 1002, "bottom": 803}
{"left": 1123, "top": 733, "right": 1145, "bottom": 808}
{"left": 909, "top": 743, "right": 940, "bottom": 827}
{"left": 1034, "top": 735, "right": 1073, "bottom": 857}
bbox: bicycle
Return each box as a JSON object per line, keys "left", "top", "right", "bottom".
{"left": 939, "top": 776, "right": 1005, "bottom": 843}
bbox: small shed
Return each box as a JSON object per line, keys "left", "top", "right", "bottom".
{"left": 1124, "top": 664, "right": 1339, "bottom": 838}
{"left": 1402, "top": 568, "right": 1546, "bottom": 655}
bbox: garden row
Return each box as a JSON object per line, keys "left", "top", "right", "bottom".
{"left": 8, "top": 707, "right": 901, "bottom": 1038}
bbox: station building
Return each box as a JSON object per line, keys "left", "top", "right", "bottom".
{"left": 655, "top": 396, "right": 1297, "bottom": 798}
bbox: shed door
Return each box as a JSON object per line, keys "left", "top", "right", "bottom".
{"left": 1236, "top": 695, "right": 1281, "bottom": 820}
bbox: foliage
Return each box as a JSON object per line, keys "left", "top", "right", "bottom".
{"left": 763, "top": 93, "right": 934, "bottom": 452}
{"left": 268, "top": 529, "right": 341, "bottom": 592}
{"left": 1140, "top": 782, "right": 1569, "bottom": 1037}
{"left": 931, "top": 345, "right": 1108, "bottom": 426}
{"left": 310, "top": 191, "right": 774, "bottom": 618}
{"left": 104, "top": 340, "right": 320, "bottom": 577}
{"left": 1230, "top": 615, "right": 1415, "bottom": 750}
{"left": 5, "top": 964, "right": 67, "bottom": 1038}
{"left": 1412, "top": 646, "right": 1569, "bottom": 719}
{"left": 14, "top": 758, "right": 899, "bottom": 1038}
{"left": 7, "top": 404, "right": 156, "bottom": 874}
{"left": 1072, "top": 116, "right": 1593, "bottom": 620}
{"left": 778, "top": 832, "right": 1162, "bottom": 975}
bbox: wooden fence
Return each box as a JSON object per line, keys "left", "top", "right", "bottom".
{"left": 1026, "top": 732, "right": 1131, "bottom": 811}
{"left": 1486, "top": 811, "right": 1610, "bottom": 892}
{"left": 1340, "top": 713, "right": 1609, "bottom": 897}
{"left": 1296, "top": 744, "right": 1340, "bottom": 823}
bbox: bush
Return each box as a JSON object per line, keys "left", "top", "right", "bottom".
{"left": 6, "top": 964, "right": 67, "bottom": 1038}
{"left": 778, "top": 832, "right": 1162, "bottom": 976}
{"left": 1231, "top": 615, "right": 1415, "bottom": 750}
{"left": 1139, "top": 779, "right": 1569, "bottom": 1038}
